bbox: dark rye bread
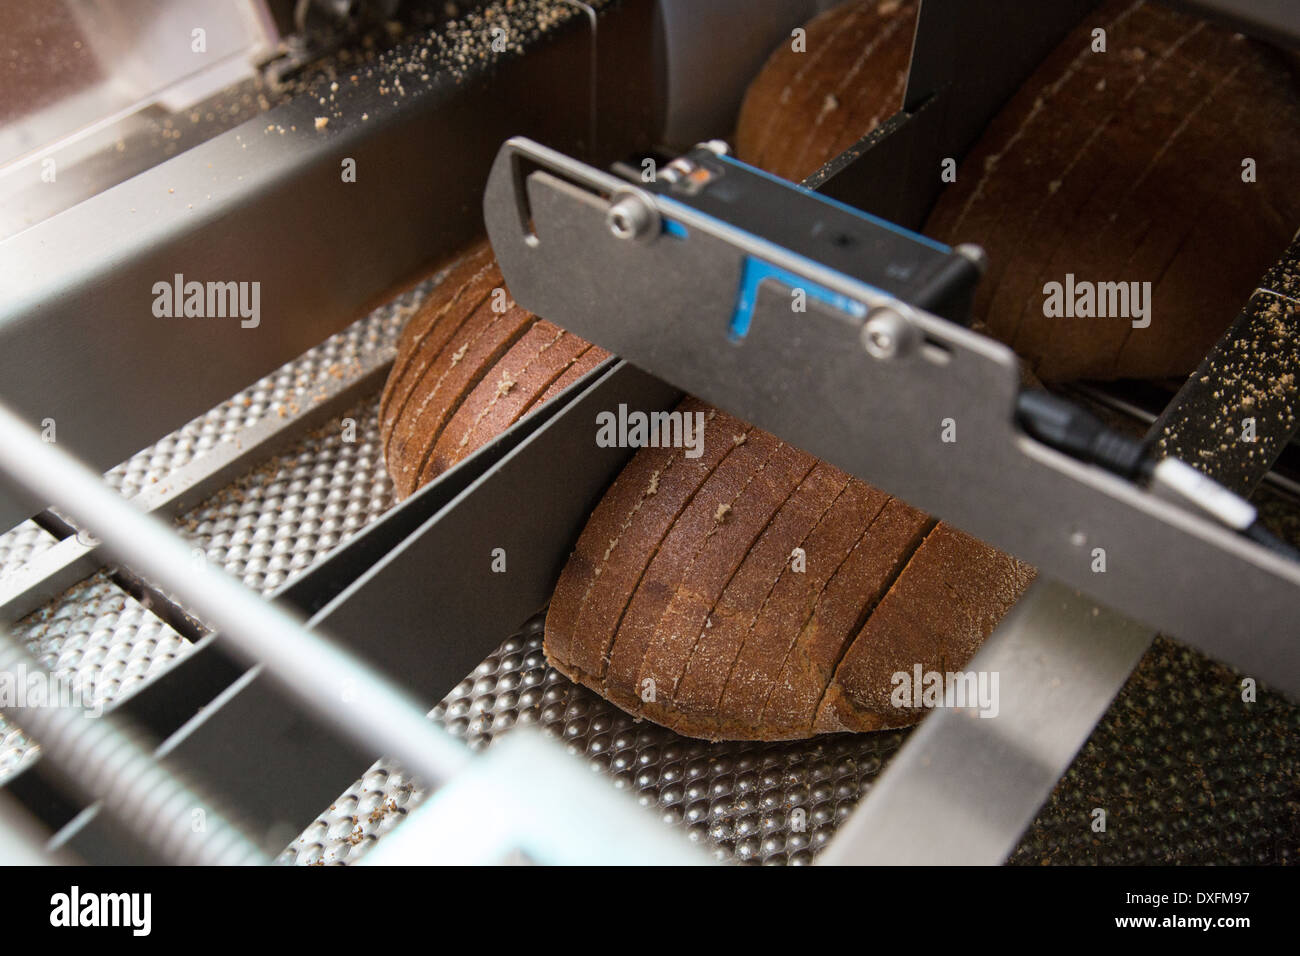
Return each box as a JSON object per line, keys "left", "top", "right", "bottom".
{"left": 544, "top": 406, "right": 1035, "bottom": 740}
{"left": 738, "top": 0, "right": 1300, "bottom": 382}
{"left": 379, "top": 240, "right": 609, "bottom": 499}
{"left": 424, "top": 319, "right": 589, "bottom": 478}
{"left": 667, "top": 462, "right": 853, "bottom": 732}
{"left": 548, "top": 401, "right": 748, "bottom": 689}
{"left": 924, "top": 0, "right": 1300, "bottom": 381}
{"left": 602, "top": 433, "right": 816, "bottom": 714}
{"left": 734, "top": 0, "right": 918, "bottom": 183}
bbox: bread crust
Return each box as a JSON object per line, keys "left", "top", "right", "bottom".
{"left": 735, "top": 0, "right": 919, "bottom": 183}
{"left": 425, "top": 320, "right": 590, "bottom": 476}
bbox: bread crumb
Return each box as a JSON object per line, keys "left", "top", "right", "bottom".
{"left": 714, "top": 503, "right": 731, "bottom": 523}
{"left": 450, "top": 344, "right": 468, "bottom": 364}
{"left": 315, "top": 116, "right": 329, "bottom": 130}
{"left": 733, "top": 433, "right": 747, "bottom": 446}
{"left": 646, "top": 470, "right": 660, "bottom": 495}
{"left": 496, "top": 373, "right": 515, "bottom": 397}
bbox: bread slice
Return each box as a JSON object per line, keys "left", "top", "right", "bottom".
{"left": 654, "top": 461, "right": 851, "bottom": 733}
{"left": 536, "top": 343, "right": 612, "bottom": 404}
{"left": 379, "top": 240, "right": 498, "bottom": 453}
{"left": 815, "top": 522, "right": 1035, "bottom": 732}
{"left": 714, "top": 476, "right": 889, "bottom": 731}
{"left": 545, "top": 400, "right": 746, "bottom": 686}
{"left": 621, "top": 440, "right": 820, "bottom": 720}
{"left": 424, "top": 320, "right": 590, "bottom": 477}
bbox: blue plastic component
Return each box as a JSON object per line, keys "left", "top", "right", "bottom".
{"left": 730, "top": 256, "right": 868, "bottom": 339}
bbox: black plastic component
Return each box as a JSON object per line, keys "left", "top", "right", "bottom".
{"left": 1017, "top": 389, "right": 1150, "bottom": 480}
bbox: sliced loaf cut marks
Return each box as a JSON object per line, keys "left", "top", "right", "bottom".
{"left": 601, "top": 428, "right": 793, "bottom": 712}
{"left": 815, "top": 522, "right": 1036, "bottom": 733}
{"left": 425, "top": 320, "right": 589, "bottom": 475}
{"left": 766, "top": 495, "right": 932, "bottom": 736}
{"left": 380, "top": 242, "right": 499, "bottom": 451}
{"left": 546, "top": 402, "right": 747, "bottom": 686}
{"left": 668, "top": 462, "right": 852, "bottom": 734}
{"left": 631, "top": 443, "right": 822, "bottom": 726}
{"left": 714, "top": 476, "right": 889, "bottom": 731}
{"left": 535, "top": 343, "right": 612, "bottom": 405}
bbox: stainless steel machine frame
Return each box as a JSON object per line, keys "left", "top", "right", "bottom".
{"left": 0, "top": 0, "right": 1296, "bottom": 865}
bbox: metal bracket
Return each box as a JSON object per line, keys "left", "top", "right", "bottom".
{"left": 484, "top": 137, "right": 1300, "bottom": 694}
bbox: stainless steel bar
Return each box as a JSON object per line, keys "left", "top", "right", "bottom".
{"left": 0, "top": 362, "right": 390, "bottom": 624}
{"left": 818, "top": 580, "right": 1153, "bottom": 865}
{"left": 0, "top": 628, "right": 266, "bottom": 865}
{"left": 0, "top": 400, "right": 471, "bottom": 790}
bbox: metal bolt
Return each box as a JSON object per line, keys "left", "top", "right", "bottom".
{"left": 861, "top": 307, "right": 917, "bottom": 359}
{"left": 696, "top": 139, "right": 730, "bottom": 157}
{"left": 954, "top": 242, "right": 988, "bottom": 274}
{"left": 607, "top": 191, "right": 658, "bottom": 241}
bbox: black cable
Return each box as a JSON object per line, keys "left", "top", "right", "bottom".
{"left": 1015, "top": 389, "right": 1150, "bottom": 480}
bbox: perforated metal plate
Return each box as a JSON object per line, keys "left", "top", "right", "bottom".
{"left": 0, "top": 521, "right": 58, "bottom": 582}
{"left": 1010, "top": 634, "right": 1300, "bottom": 865}
{"left": 173, "top": 395, "right": 396, "bottom": 596}
{"left": 279, "top": 611, "right": 912, "bottom": 865}
{"left": 105, "top": 280, "right": 426, "bottom": 504}
{"left": 0, "top": 572, "right": 193, "bottom": 784}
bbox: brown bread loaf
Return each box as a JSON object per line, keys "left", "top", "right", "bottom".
{"left": 923, "top": 0, "right": 1300, "bottom": 381}
{"left": 379, "top": 239, "right": 609, "bottom": 499}
{"left": 544, "top": 405, "right": 1035, "bottom": 740}
{"left": 735, "top": 0, "right": 919, "bottom": 183}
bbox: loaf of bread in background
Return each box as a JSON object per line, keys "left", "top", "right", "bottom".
{"left": 738, "top": 0, "right": 1300, "bottom": 382}
{"left": 735, "top": 0, "right": 918, "bottom": 183}
{"left": 926, "top": 0, "right": 1300, "bottom": 381}
{"left": 379, "top": 239, "right": 609, "bottom": 499}
{"left": 543, "top": 400, "right": 1034, "bottom": 740}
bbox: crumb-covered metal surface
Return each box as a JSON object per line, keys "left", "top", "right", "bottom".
{"left": 1152, "top": 234, "right": 1300, "bottom": 494}
{"left": 1010, "top": 634, "right": 1300, "bottom": 865}
{"left": 0, "top": 521, "right": 59, "bottom": 583}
